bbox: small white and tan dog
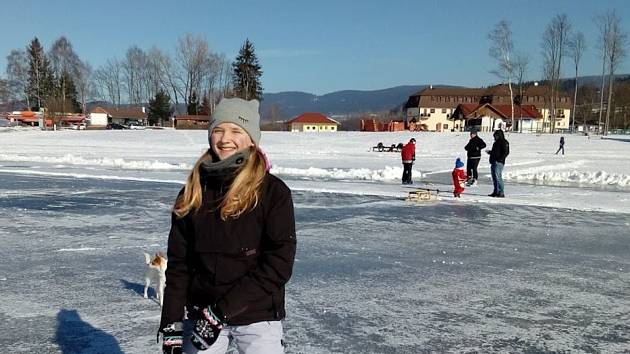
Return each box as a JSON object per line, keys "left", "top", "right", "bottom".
{"left": 143, "top": 252, "right": 167, "bottom": 306}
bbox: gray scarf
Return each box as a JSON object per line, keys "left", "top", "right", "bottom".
{"left": 199, "top": 149, "right": 251, "bottom": 177}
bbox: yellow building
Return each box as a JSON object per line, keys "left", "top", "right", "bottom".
{"left": 287, "top": 112, "right": 339, "bottom": 132}
{"left": 405, "top": 84, "right": 572, "bottom": 132}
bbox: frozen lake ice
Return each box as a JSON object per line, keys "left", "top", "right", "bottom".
{"left": 1, "top": 172, "right": 629, "bottom": 353}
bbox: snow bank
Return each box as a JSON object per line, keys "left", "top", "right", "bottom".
{"left": 506, "top": 169, "right": 630, "bottom": 186}
{"left": 272, "top": 165, "right": 422, "bottom": 181}
{"left": 0, "top": 153, "right": 190, "bottom": 171}
{"left": 506, "top": 160, "right": 630, "bottom": 186}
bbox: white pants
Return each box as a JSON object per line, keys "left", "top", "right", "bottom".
{"left": 183, "top": 320, "right": 284, "bottom": 354}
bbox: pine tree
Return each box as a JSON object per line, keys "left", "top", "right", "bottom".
{"left": 232, "top": 39, "right": 263, "bottom": 100}
{"left": 187, "top": 91, "right": 200, "bottom": 115}
{"left": 53, "top": 70, "right": 81, "bottom": 113}
{"left": 148, "top": 90, "right": 172, "bottom": 126}
{"left": 63, "top": 71, "right": 81, "bottom": 113}
{"left": 200, "top": 94, "right": 211, "bottom": 115}
{"left": 26, "top": 37, "right": 54, "bottom": 110}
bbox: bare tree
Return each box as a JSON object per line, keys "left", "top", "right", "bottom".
{"left": 175, "top": 34, "right": 211, "bottom": 109}
{"left": 49, "top": 36, "right": 82, "bottom": 115}
{"left": 74, "top": 60, "right": 93, "bottom": 113}
{"left": 145, "top": 47, "right": 170, "bottom": 100}
{"left": 614, "top": 81, "right": 630, "bottom": 129}
{"left": 599, "top": 11, "right": 627, "bottom": 135}
{"left": 567, "top": 31, "right": 586, "bottom": 133}
{"left": 596, "top": 15, "right": 610, "bottom": 132}
{"left": 514, "top": 52, "right": 530, "bottom": 133}
{"left": 122, "top": 46, "right": 147, "bottom": 105}
{"left": 49, "top": 36, "right": 81, "bottom": 78}
{"left": 202, "top": 52, "right": 223, "bottom": 113}
{"left": 541, "top": 14, "right": 571, "bottom": 133}
{"left": 488, "top": 20, "right": 515, "bottom": 124}
{"left": 219, "top": 56, "right": 233, "bottom": 97}
{"left": 94, "top": 58, "right": 122, "bottom": 107}
{"left": 5, "top": 49, "right": 30, "bottom": 109}
{"left": 158, "top": 53, "right": 182, "bottom": 114}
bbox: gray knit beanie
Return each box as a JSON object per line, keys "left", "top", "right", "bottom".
{"left": 208, "top": 98, "right": 261, "bottom": 146}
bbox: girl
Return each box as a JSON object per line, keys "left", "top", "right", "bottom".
{"left": 159, "top": 98, "right": 296, "bottom": 354}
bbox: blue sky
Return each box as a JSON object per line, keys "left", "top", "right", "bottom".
{"left": 2, "top": 0, "right": 629, "bottom": 95}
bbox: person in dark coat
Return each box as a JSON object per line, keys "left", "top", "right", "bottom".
{"left": 555, "top": 136, "right": 565, "bottom": 155}
{"left": 464, "top": 129, "right": 486, "bottom": 186}
{"left": 486, "top": 129, "right": 510, "bottom": 198}
{"left": 159, "top": 98, "right": 296, "bottom": 354}
{"left": 401, "top": 138, "right": 416, "bottom": 184}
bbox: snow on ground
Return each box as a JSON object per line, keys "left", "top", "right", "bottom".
{"left": 0, "top": 128, "right": 629, "bottom": 213}
{"left": 0, "top": 128, "right": 629, "bottom": 353}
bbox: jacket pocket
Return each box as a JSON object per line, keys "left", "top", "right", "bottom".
{"left": 213, "top": 253, "right": 257, "bottom": 285}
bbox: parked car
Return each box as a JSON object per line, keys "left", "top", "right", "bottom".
{"left": 69, "top": 123, "right": 87, "bottom": 130}
{"left": 128, "top": 122, "right": 146, "bottom": 130}
{"left": 106, "top": 123, "right": 127, "bottom": 130}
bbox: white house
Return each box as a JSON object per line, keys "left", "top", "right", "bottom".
{"left": 287, "top": 112, "right": 339, "bottom": 132}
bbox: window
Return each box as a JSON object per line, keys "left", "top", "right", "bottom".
{"left": 444, "top": 124, "right": 448, "bottom": 129}
{"left": 442, "top": 108, "right": 447, "bottom": 114}
{"left": 430, "top": 108, "right": 435, "bottom": 113}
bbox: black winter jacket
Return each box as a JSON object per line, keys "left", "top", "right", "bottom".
{"left": 489, "top": 138, "right": 510, "bottom": 164}
{"left": 160, "top": 172, "right": 296, "bottom": 328}
{"left": 464, "top": 136, "right": 487, "bottom": 159}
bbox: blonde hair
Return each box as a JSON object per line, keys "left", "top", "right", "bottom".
{"left": 173, "top": 147, "right": 266, "bottom": 220}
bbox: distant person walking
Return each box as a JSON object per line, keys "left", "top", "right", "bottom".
{"left": 464, "top": 128, "right": 486, "bottom": 186}
{"left": 401, "top": 138, "right": 416, "bottom": 184}
{"left": 555, "top": 136, "right": 565, "bottom": 155}
{"left": 452, "top": 158, "right": 467, "bottom": 198}
{"left": 486, "top": 130, "right": 510, "bottom": 198}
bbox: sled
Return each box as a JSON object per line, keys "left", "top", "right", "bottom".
{"left": 372, "top": 142, "right": 403, "bottom": 152}
{"left": 405, "top": 189, "right": 438, "bottom": 202}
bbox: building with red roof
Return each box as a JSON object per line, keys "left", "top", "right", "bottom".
{"left": 405, "top": 84, "right": 572, "bottom": 132}
{"left": 173, "top": 115, "right": 209, "bottom": 129}
{"left": 452, "top": 103, "right": 543, "bottom": 132}
{"left": 3, "top": 110, "right": 86, "bottom": 129}
{"left": 89, "top": 106, "right": 148, "bottom": 127}
{"left": 287, "top": 112, "right": 339, "bottom": 132}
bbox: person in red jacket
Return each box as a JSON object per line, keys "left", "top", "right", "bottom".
{"left": 452, "top": 158, "right": 467, "bottom": 197}
{"left": 401, "top": 138, "right": 416, "bottom": 184}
